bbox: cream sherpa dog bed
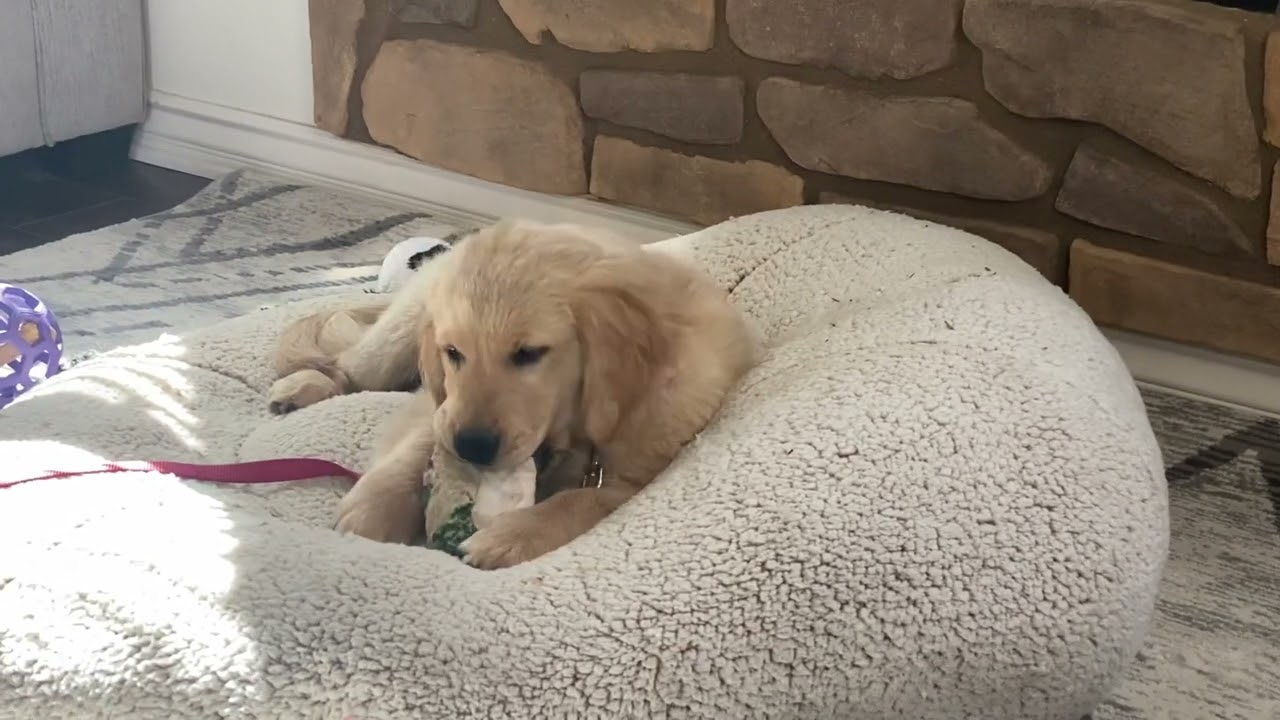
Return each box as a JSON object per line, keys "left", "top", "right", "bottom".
{"left": 0, "top": 205, "right": 1168, "bottom": 719}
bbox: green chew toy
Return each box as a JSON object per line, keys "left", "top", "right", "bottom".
{"left": 422, "top": 486, "right": 476, "bottom": 558}
{"left": 420, "top": 447, "right": 538, "bottom": 559}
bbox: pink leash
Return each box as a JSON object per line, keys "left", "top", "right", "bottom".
{"left": 0, "top": 457, "right": 361, "bottom": 490}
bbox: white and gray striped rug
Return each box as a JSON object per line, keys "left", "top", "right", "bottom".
{"left": 1096, "top": 389, "right": 1279, "bottom": 720}
{"left": 0, "top": 169, "right": 469, "bottom": 352}
{"left": 0, "top": 169, "right": 1276, "bottom": 719}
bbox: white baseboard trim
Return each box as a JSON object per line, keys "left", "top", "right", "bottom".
{"left": 131, "top": 91, "right": 1280, "bottom": 417}
{"left": 1104, "top": 329, "right": 1280, "bottom": 418}
{"left": 131, "top": 91, "right": 698, "bottom": 242}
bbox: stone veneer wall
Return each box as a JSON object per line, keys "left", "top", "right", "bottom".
{"left": 310, "top": 0, "right": 1280, "bottom": 364}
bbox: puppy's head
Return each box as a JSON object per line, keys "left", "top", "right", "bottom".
{"left": 419, "top": 220, "right": 669, "bottom": 470}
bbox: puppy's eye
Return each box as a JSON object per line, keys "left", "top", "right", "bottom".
{"left": 443, "top": 345, "right": 464, "bottom": 367}
{"left": 510, "top": 345, "right": 549, "bottom": 367}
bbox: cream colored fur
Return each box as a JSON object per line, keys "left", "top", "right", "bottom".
{"left": 268, "top": 220, "right": 757, "bottom": 568}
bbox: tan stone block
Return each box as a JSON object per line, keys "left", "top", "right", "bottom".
{"left": 758, "top": 78, "right": 1052, "bottom": 201}
{"left": 497, "top": 0, "right": 715, "bottom": 52}
{"left": 396, "top": 0, "right": 477, "bottom": 26}
{"left": 964, "top": 0, "right": 1261, "bottom": 199}
{"left": 1056, "top": 138, "right": 1253, "bottom": 257}
{"left": 1268, "top": 162, "right": 1280, "bottom": 266}
{"left": 309, "top": 0, "right": 366, "bottom": 135}
{"left": 362, "top": 40, "right": 586, "bottom": 195}
{"left": 590, "top": 136, "right": 803, "bottom": 226}
{"left": 1069, "top": 240, "right": 1280, "bottom": 363}
{"left": 579, "top": 71, "right": 743, "bottom": 145}
{"left": 726, "top": 0, "right": 962, "bottom": 80}
{"left": 818, "top": 192, "right": 1065, "bottom": 285}
{"left": 1265, "top": 31, "right": 1280, "bottom": 148}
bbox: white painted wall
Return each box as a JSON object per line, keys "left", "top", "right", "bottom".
{"left": 144, "top": 0, "right": 314, "bottom": 124}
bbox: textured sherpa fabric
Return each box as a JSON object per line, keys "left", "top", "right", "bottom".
{"left": 0, "top": 205, "right": 1168, "bottom": 720}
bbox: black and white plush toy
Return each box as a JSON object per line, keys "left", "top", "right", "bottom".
{"left": 373, "top": 227, "right": 482, "bottom": 293}
{"left": 374, "top": 237, "right": 452, "bottom": 293}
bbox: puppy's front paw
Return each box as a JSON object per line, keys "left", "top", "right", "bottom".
{"left": 458, "top": 508, "right": 558, "bottom": 570}
{"left": 268, "top": 369, "right": 341, "bottom": 414}
{"left": 334, "top": 473, "right": 423, "bottom": 544}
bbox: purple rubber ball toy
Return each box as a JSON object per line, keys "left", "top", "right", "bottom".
{"left": 0, "top": 283, "right": 64, "bottom": 410}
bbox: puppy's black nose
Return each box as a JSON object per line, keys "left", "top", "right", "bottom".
{"left": 453, "top": 427, "right": 501, "bottom": 466}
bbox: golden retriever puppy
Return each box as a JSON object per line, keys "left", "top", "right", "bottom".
{"left": 269, "top": 220, "right": 756, "bottom": 568}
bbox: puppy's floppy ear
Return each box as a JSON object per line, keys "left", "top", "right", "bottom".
{"left": 417, "top": 315, "right": 447, "bottom": 405}
{"left": 571, "top": 258, "right": 671, "bottom": 444}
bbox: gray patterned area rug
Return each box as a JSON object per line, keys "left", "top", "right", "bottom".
{"left": 1096, "top": 389, "right": 1279, "bottom": 720}
{"left": 0, "top": 168, "right": 468, "bottom": 352}
{"left": 1, "top": 169, "right": 1277, "bottom": 718}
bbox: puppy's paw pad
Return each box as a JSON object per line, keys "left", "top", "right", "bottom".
{"left": 267, "top": 369, "right": 340, "bottom": 414}
{"left": 268, "top": 401, "right": 296, "bottom": 415}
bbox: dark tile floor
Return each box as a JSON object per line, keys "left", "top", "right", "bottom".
{"left": 0, "top": 126, "right": 210, "bottom": 257}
